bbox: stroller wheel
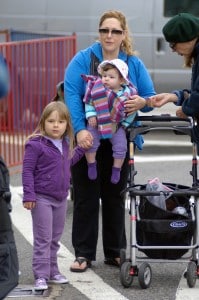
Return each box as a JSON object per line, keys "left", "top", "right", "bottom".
{"left": 186, "top": 261, "right": 197, "bottom": 288}
{"left": 120, "top": 262, "right": 134, "bottom": 288}
{"left": 138, "top": 262, "right": 152, "bottom": 289}
{"left": 120, "top": 248, "right": 126, "bottom": 267}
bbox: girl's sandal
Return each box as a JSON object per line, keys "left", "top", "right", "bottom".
{"left": 70, "top": 257, "right": 91, "bottom": 273}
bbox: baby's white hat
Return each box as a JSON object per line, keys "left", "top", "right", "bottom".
{"left": 98, "top": 59, "right": 129, "bottom": 83}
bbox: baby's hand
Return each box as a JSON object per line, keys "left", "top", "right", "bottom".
{"left": 88, "top": 116, "right": 97, "bottom": 127}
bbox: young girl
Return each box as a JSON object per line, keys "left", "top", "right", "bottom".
{"left": 22, "top": 101, "right": 88, "bottom": 290}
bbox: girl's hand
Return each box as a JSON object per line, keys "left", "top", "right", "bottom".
{"left": 23, "top": 201, "right": 36, "bottom": 210}
{"left": 76, "top": 129, "right": 93, "bottom": 149}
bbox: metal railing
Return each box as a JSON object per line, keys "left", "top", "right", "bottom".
{"left": 0, "top": 34, "right": 76, "bottom": 167}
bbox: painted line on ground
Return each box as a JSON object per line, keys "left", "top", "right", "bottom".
{"left": 176, "top": 274, "right": 199, "bottom": 299}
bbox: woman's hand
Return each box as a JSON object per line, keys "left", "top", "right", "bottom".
{"left": 76, "top": 129, "right": 93, "bottom": 149}
{"left": 124, "top": 95, "right": 146, "bottom": 115}
{"left": 150, "top": 93, "right": 178, "bottom": 107}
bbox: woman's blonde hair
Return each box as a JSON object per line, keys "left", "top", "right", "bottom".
{"left": 27, "top": 101, "right": 74, "bottom": 153}
{"left": 99, "top": 10, "right": 137, "bottom": 56}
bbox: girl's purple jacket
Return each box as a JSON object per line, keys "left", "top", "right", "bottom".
{"left": 22, "top": 136, "right": 85, "bottom": 202}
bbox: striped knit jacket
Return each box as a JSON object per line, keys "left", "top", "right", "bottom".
{"left": 82, "top": 74, "right": 137, "bottom": 139}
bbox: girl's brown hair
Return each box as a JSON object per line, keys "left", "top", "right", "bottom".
{"left": 99, "top": 10, "right": 137, "bottom": 56}
{"left": 27, "top": 101, "right": 74, "bottom": 153}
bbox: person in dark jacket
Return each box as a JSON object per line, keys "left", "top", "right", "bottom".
{"left": 22, "top": 101, "right": 89, "bottom": 291}
{"left": 151, "top": 13, "right": 199, "bottom": 119}
{"left": 0, "top": 53, "right": 19, "bottom": 299}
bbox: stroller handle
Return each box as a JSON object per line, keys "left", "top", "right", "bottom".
{"left": 134, "top": 114, "right": 191, "bottom": 123}
{"left": 127, "top": 114, "right": 193, "bottom": 138}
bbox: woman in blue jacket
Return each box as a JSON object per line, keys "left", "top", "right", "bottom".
{"left": 64, "top": 10, "right": 156, "bottom": 272}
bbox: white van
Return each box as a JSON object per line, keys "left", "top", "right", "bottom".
{"left": 0, "top": 0, "right": 199, "bottom": 92}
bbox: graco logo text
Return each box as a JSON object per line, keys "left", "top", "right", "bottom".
{"left": 170, "top": 221, "right": 188, "bottom": 228}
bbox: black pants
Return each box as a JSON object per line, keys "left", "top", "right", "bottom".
{"left": 71, "top": 139, "right": 128, "bottom": 261}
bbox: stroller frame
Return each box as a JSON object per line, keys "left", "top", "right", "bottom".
{"left": 120, "top": 115, "right": 199, "bottom": 289}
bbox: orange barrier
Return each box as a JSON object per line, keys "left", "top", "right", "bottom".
{"left": 0, "top": 35, "right": 76, "bottom": 167}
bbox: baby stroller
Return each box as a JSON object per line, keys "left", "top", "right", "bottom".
{"left": 120, "top": 115, "right": 199, "bottom": 289}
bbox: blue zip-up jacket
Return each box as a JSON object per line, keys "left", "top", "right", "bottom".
{"left": 22, "top": 136, "right": 85, "bottom": 202}
{"left": 64, "top": 42, "right": 156, "bottom": 150}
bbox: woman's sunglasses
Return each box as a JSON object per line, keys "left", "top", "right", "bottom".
{"left": 99, "top": 28, "right": 124, "bottom": 36}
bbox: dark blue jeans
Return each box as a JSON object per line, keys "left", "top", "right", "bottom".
{"left": 71, "top": 139, "right": 128, "bottom": 261}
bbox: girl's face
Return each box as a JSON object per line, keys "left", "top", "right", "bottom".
{"left": 99, "top": 18, "right": 125, "bottom": 56}
{"left": 44, "top": 110, "right": 67, "bottom": 139}
{"left": 101, "top": 68, "right": 123, "bottom": 91}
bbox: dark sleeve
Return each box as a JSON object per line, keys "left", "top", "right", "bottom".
{"left": 182, "top": 58, "right": 199, "bottom": 117}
